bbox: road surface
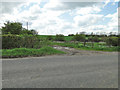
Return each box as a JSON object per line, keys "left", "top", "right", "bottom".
{"left": 2, "top": 53, "right": 118, "bottom": 88}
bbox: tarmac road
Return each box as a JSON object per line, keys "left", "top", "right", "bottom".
{"left": 2, "top": 53, "right": 118, "bottom": 88}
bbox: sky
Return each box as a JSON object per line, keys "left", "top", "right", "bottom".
{"left": 0, "top": 0, "right": 119, "bottom": 35}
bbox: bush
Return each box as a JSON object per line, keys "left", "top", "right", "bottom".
{"left": 106, "top": 37, "right": 118, "bottom": 46}
{"left": 92, "top": 36, "right": 100, "bottom": 42}
{"left": 68, "top": 34, "right": 74, "bottom": 36}
{"left": 54, "top": 34, "right": 65, "bottom": 41}
{"left": 1, "top": 21, "right": 22, "bottom": 35}
{"left": 47, "top": 35, "right": 53, "bottom": 40}
{"left": 73, "top": 33, "right": 85, "bottom": 42}
{"left": 20, "top": 29, "right": 33, "bottom": 35}
{"left": 2, "top": 34, "right": 21, "bottom": 49}
{"left": 2, "top": 34, "right": 42, "bottom": 49}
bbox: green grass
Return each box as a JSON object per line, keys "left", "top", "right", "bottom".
{"left": 2, "top": 46, "right": 65, "bottom": 58}
{"left": 49, "top": 42, "right": 119, "bottom": 52}
{"left": 36, "top": 35, "right": 74, "bottom": 41}
{"left": 1, "top": 42, "right": 119, "bottom": 58}
{"left": 64, "top": 36, "right": 73, "bottom": 41}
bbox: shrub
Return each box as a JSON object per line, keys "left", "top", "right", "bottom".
{"left": 68, "top": 34, "right": 74, "bottom": 36}
{"left": 106, "top": 37, "right": 118, "bottom": 46}
{"left": 1, "top": 21, "right": 22, "bottom": 35}
{"left": 47, "top": 35, "right": 53, "bottom": 40}
{"left": 2, "top": 34, "right": 21, "bottom": 49}
{"left": 73, "top": 33, "right": 86, "bottom": 42}
{"left": 92, "top": 36, "right": 100, "bottom": 42}
{"left": 2, "top": 34, "right": 42, "bottom": 49}
{"left": 54, "top": 34, "right": 65, "bottom": 41}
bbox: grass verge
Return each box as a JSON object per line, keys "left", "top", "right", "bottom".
{"left": 2, "top": 46, "right": 66, "bottom": 58}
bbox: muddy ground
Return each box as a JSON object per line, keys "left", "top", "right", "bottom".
{"left": 53, "top": 45, "right": 118, "bottom": 56}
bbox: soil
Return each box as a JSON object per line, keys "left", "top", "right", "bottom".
{"left": 53, "top": 45, "right": 118, "bottom": 56}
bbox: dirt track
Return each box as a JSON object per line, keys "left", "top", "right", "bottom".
{"left": 53, "top": 45, "right": 118, "bottom": 56}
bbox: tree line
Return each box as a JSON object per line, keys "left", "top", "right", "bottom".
{"left": 0, "top": 21, "right": 119, "bottom": 49}
{"left": 1, "top": 21, "right": 38, "bottom": 35}
{"left": 48, "top": 33, "right": 119, "bottom": 47}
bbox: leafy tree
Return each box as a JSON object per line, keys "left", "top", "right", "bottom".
{"left": 73, "top": 33, "right": 86, "bottom": 46}
{"left": 20, "top": 28, "right": 33, "bottom": 35}
{"left": 47, "top": 35, "right": 53, "bottom": 40}
{"left": 1, "top": 21, "right": 22, "bottom": 35}
{"left": 54, "top": 34, "right": 65, "bottom": 41}
{"left": 30, "top": 29, "right": 38, "bottom": 35}
{"left": 92, "top": 36, "right": 100, "bottom": 42}
{"left": 106, "top": 37, "right": 118, "bottom": 47}
{"left": 68, "top": 34, "right": 74, "bottom": 36}
{"left": 0, "top": 28, "right": 2, "bottom": 35}
{"left": 88, "top": 32, "right": 94, "bottom": 48}
{"left": 73, "top": 33, "right": 85, "bottom": 41}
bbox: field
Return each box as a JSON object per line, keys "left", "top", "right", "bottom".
{"left": 1, "top": 34, "right": 119, "bottom": 58}
{"left": 36, "top": 35, "right": 119, "bottom": 51}
{"left": 37, "top": 35, "right": 73, "bottom": 41}
{"left": 50, "top": 42, "right": 119, "bottom": 51}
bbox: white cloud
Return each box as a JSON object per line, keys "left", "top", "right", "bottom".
{"left": 44, "top": 0, "right": 100, "bottom": 11}
{"left": 104, "top": 0, "right": 110, "bottom": 7}
{"left": 73, "top": 14, "right": 103, "bottom": 27}
{"left": 114, "top": 0, "right": 119, "bottom": 2}
{"left": 104, "top": 0, "right": 120, "bottom": 7}
{"left": 0, "top": 2, "right": 25, "bottom": 14}
{"left": 29, "top": 4, "right": 41, "bottom": 14}
{"left": 105, "top": 8, "right": 118, "bottom": 32}
{"left": 76, "top": 6, "right": 101, "bottom": 15}
{"left": 0, "top": 1, "right": 118, "bottom": 35}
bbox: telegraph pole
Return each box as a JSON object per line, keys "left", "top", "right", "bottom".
{"left": 26, "top": 22, "right": 28, "bottom": 30}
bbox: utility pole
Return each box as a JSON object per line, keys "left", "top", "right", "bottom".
{"left": 26, "top": 22, "right": 28, "bottom": 30}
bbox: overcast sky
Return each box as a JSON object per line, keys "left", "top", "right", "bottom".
{"left": 0, "top": 0, "right": 119, "bottom": 35}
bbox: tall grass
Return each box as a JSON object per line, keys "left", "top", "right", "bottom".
{"left": 2, "top": 46, "right": 65, "bottom": 58}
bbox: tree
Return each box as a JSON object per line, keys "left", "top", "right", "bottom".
{"left": 68, "top": 34, "right": 74, "bottom": 36}
{"left": 20, "top": 28, "right": 33, "bottom": 35}
{"left": 47, "top": 35, "right": 53, "bottom": 41}
{"left": 106, "top": 37, "right": 118, "bottom": 47}
{"left": 30, "top": 29, "right": 38, "bottom": 35}
{"left": 89, "top": 32, "right": 94, "bottom": 48}
{"left": 54, "top": 34, "right": 65, "bottom": 41}
{"left": 0, "top": 28, "right": 2, "bottom": 35}
{"left": 92, "top": 36, "right": 100, "bottom": 42}
{"left": 1, "top": 21, "right": 22, "bottom": 35}
{"left": 73, "top": 33, "right": 86, "bottom": 46}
